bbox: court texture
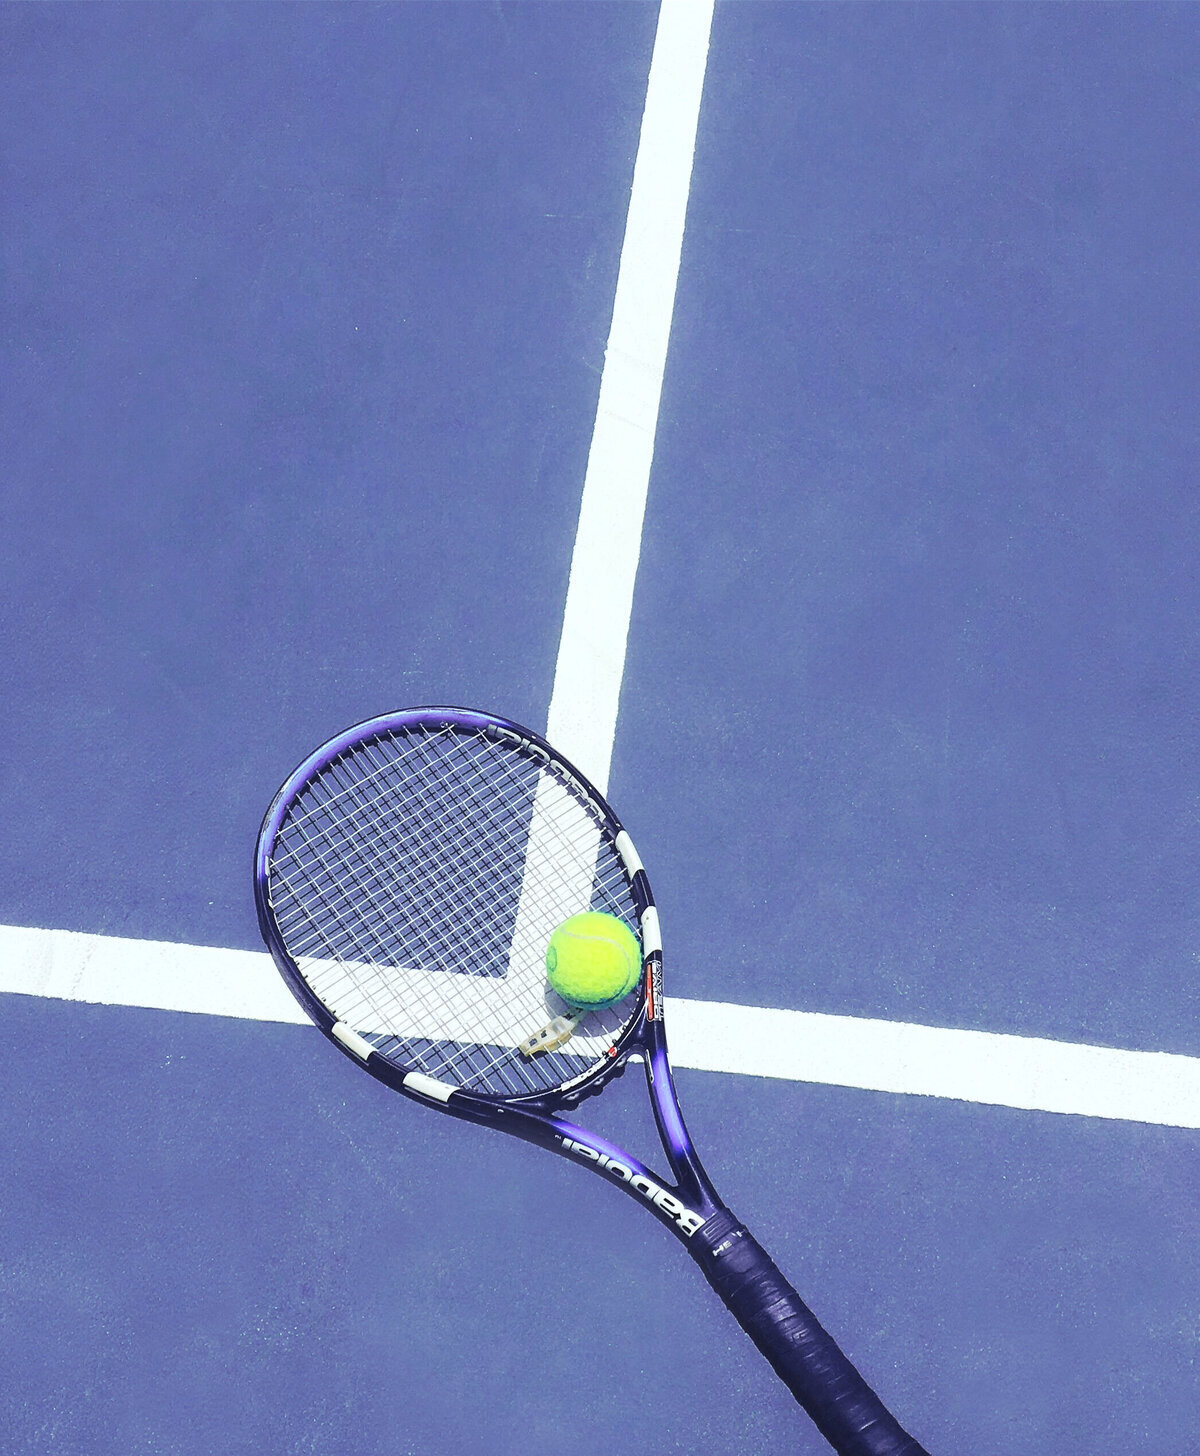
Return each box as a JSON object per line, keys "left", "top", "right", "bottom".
{"left": 3, "top": 3, "right": 1198, "bottom": 1453}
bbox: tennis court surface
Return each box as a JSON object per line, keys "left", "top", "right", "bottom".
{"left": 3, "top": 4, "right": 1198, "bottom": 1452}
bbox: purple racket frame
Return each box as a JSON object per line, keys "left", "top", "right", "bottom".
{"left": 254, "top": 707, "right": 930, "bottom": 1456}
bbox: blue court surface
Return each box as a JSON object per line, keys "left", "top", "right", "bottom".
{"left": 3, "top": 4, "right": 1199, "bottom": 1453}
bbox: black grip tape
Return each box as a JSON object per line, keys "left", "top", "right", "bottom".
{"left": 691, "top": 1211, "right": 930, "bottom": 1456}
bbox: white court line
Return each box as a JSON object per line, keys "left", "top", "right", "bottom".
{"left": 546, "top": 0, "right": 714, "bottom": 793}
{"left": 10, "top": 10, "right": 1193, "bottom": 1140}
{"left": 3, "top": 923, "right": 1199, "bottom": 1130}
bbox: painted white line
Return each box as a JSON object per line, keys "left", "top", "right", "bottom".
{"left": 546, "top": 0, "right": 714, "bottom": 793}
{"left": 3, "top": 923, "right": 1198, "bottom": 1129}
{"left": 0, "top": 922, "right": 307, "bottom": 1025}
{"left": 668, "top": 998, "right": 1200, "bottom": 1131}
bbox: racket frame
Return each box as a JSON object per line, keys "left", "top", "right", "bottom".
{"left": 254, "top": 706, "right": 724, "bottom": 1244}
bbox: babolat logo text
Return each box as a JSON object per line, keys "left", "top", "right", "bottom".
{"left": 558, "top": 1137, "right": 706, "bottom": 1237}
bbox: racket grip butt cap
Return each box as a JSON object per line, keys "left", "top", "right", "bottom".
{"left": 690, "top": 1210, "right": 931, "bottom": 1456}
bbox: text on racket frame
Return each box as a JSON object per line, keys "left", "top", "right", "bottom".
{"left": 557, "top": 1136, "right": 706, "bottom": 1236}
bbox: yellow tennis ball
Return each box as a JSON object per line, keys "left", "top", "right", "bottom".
{"left": 545, "top": 912, "right": 642, "bottom": 1012}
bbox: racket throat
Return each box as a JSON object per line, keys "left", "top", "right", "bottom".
{"left": 643, "top": 1045, "right": 722, "bottom": 1213}
{"left": 555, "top": 1132, "right": 709, "bottom": 1238}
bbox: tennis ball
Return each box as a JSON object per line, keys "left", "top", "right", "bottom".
{"left": 545, "top": 912, "right": 642, "bottom": 1012}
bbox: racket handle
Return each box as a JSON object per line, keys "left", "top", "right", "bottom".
{"left": 691, "top": 1211, "right": 930, "bottom": 1456}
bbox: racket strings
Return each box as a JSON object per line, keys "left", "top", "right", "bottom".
{"left": 326, "top": 730, "right": 633, "bottom": 1092}
{"left": 270, "top": 796, "right": 429, "bottom": 1052}
{"left": 277, "top": 729, "right": 594, "bottom": 949}
{"left": 277, "top": 742, "right": 503, "bottom": 945}
{"left": 357, "top": 731, "right": 633, "bottom": 1092}
{"left": 278, "top": 741, "right": 532, "bottom": 1048}
{"left": 275, "top": 733, "right": 526, "bottom": 966}
{"left": 275, "top": 746, "right": 452, "bottom": 950}
{"left": 308, "top": 739, "right": 557, "bottom": 1097}
{"left": 266, "top": 724, "right": 641, "bottom": 1097}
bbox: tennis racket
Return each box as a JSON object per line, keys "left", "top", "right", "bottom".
{"left": 254, "top": 706, "right": 930, "bottom": 1456}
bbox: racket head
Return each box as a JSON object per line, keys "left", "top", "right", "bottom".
{"left": 255, "top": 707, "right": 657, "bottom": 1106}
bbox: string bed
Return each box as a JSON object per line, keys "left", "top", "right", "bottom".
{"left": 265, "top": 722, "right": 642, "bottom": 1098}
